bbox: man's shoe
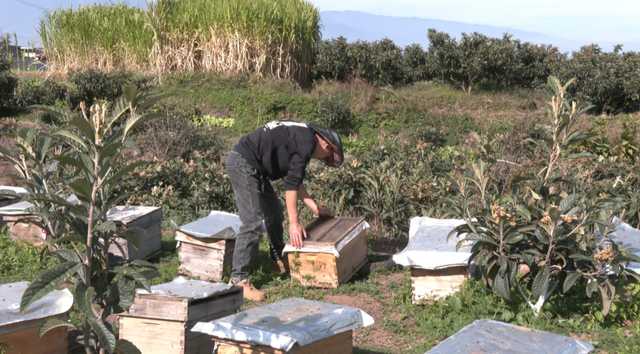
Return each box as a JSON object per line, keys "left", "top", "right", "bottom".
{"left": 270, "top": 255, "right": 290, "bottom": 275}
{"left": 231, "top": 279, "right": 266, "bottom": 302}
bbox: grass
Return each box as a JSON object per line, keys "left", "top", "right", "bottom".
{"left": 1, "top": 225, "right": 639, "bottom": 353}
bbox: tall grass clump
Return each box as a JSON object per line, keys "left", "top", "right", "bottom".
{"left": 38, "top": 0, "right": 321, "bottom": 85}
{"left": 38, "top": 2, "right": 153, "bottom": 73}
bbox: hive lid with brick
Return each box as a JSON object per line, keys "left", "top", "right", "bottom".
{"left": 426, "top": 319, "right": 594, "bottom": 354}
{"left": 191, "top": 297, "right": 374, "bottom": 351}
{"left": 282, "top": 217, "right": 369, "bottom": 257}
{"left": 177, "top": 210, "right": 264, "bottom": 240}
{"left": 393, "top": 217, "right": 475, "bottom": 270}
{"left": 0, "top": 282, "right": 73, "bottom": 334}
{"left": 135, "top": 276, "right": 234, "bottom": 299}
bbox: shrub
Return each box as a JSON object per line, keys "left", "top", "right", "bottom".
{"left": 315, "top": 93, "right": 352, "bottom": 129}
{"left": 312, "top": 36, "right": 351, "bottom": 82}
{"left": 403, "top": 43, "right": 433, "bottom": 84}
{"left": 67, "top": 68, "right": 151, "bottom": 109}
{"left": 0, "top": 54, "right": 17, "bottom": 106}
{"left": 13, "top": 78, "right": 68, "bottom": 107}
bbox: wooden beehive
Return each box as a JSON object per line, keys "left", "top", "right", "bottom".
{"left": 176, "top": 231, "right": 234, "bottom": 282}
{"left": 287, "top": 217, "right": 368, "bottom": 288}
{"left": 107, "top": 206, "right": 162, "bottom": 260}
{"left": 119, "top": 279, "right": 243, "bottom": 354}
{"left": 216, "top": 330, "right": 353, "bottom": 354}
{"left": 411, "top": 266, "right": 468, "bottom": 303}
{"left": 0, "top": 283, "right": 72, "bottom": 354}
{"left": 1, "top": 215, "right": 45, "bottom": 244}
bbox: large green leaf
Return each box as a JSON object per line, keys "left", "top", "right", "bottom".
{"left": 531, "top": 264, "right": 550, "bottom": 300}
{"left": 103, "top": 161, "right": 144, "bottom": 190}
{"left": 27, "top": 105, "right": 71, "bottom": 122}
{"left": 69, "top": 178, "right": 93, "bottom": 201}
{"left": 563, "top": 272, "right": 582, "bottom": 293}
{"left": 462, "top": 233, "right": 499, "bottom": 246}
{"left": 586, "top": 279, "right": 598, "bottom": 298}
{"left": 112, "top": 267, "right": 152, "bottom": 293}
{"left": 114, "top": 339, "right": 142, "bottom": 354}
{"left": 98, "top": 141, "right": 125, "bottom": 165}
{"left": 89, "top": 318, "right": 116, "bottom": 353}
{"left": 54, "top": 249, "right": 82, "bottom": 263}
{"left": 75, "top": 283, "right": 98, "bottom": 320}
{"left": 53, "top": 130, "right": 88, "bottom": 151}
{"left": 493, "top": 272, "right": 511, "bottom": 300}
{"left": 504, "top": 233, "right": 524, "bottom": 245}
{"left": 20, "top": 261, "right": 82, "bottom": 312}
{"left": 52, "top": 155, "right": 91, "bottom": 175}
{"left": 123, "top": 112, "right": 163, "bottom": 138}
{"left": 38, "top": 317, "right": 76, "bottom": 338}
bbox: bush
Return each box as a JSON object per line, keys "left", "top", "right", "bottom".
{"left": 0, "top": 54, "right": 17, "bottom": 106}
{"left": 312, "top": 36, "right": 351, "bottom": 82}
{"left": 13, "top": 78, "right": 68, "bottom": 107}
{"left": 315, "top": 93, "right": 352, "bottom": 129}
{"left": 67, "top": 68, "right": 152, "bottom": 109}
{"left": 403, "top": 44, "right": 432, "bottom": 84}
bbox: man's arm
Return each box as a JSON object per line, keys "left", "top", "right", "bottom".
{"left": 286, "top": 184, "right": 335, "bottom": 249}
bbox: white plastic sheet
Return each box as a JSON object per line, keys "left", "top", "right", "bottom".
{"left": 608, "top": 217, "right": 640, "bottom": 273}
{"left": 191, "top": 298, "right": 374, "bottom": 351}
{"left": 393, "top": 217, "right": 473, "bottom": 270}
{"left": 0, "top": 282, "right": 73, "bottom": 334}
{"left": 0, "top": 195, "right": 79, "bottom": 216}
{"left": 282, "top": 220, "right": 370, "bottom": 257}
{"left": 0, "top": 186, "right": 28, "bottom": 199}
{"left": 178, "top": 211, "right": 266, "bottom": 240}
{"left": 135, "top": 276, "right": 233, "bottom": 299}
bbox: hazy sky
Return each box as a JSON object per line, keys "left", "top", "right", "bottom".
{"left": 4, "top": 0, "right": 639, "bottom": 44}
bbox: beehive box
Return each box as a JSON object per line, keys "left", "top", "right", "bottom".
{"left": 192, "top": 298, "right": 374, "bottom": 354}
{"left": 175, "top": 211, "right": 244, "bottom": 282}
{"left": 0, "top": 201, "right": 46, "bottom": 244}
{"left": 284, "top": 217, "right": 369, "bottom": 288}
{"left": 0, "top": 282, "right": 73, "bottom": 354}
{"left": 393, "top": 217, "right": 474, "bottom": 303}
{"left": 118, "top": 277, "right": 243, "bottom": 354}
{"left": 106, "top": 206, "right": 162, "bottom": 260}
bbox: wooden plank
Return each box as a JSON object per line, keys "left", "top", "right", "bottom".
{"left": 186, "top": 288, "right": 243, "bottom": 325}
{"left": 411, "top": 266, "right": 468, "bottom": 303}
{"left": 289, "top": 252, "right": 339, "bottom": 288}
{"left": 216, "top": 329, "right": 353, "bottom": 354}
{"left": 335, "top": 230, "right": 368, "bottom": 286}
{"left": 122, "top": 296, "right": 189, "bottom": 322}
{"left": 302, "top": 217, "right": 364, "bottom": 247}
{"left": 0, "top": 325, "right": 67, "bottom": 354}
{"left": 178, "top": 242, "right": 233, "bottom": 282}
{"left": 119, "top": 317, "right": 186, "bottom": 354}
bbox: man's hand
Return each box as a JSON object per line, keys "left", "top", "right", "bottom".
{"left": 289, "top": 221, "right": 307, "bottom": 249}
{"left": 317, "top": 207, "right": 335, "bottom": 218}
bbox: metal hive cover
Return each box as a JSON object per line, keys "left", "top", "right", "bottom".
{"left": 135, "top": 276, "right": 234, "bottom": 299}
{"left": 393, "top": 217, "right": 474, "bottom": 270}
{"left": 426, "top": 319, "right": 594, "bottom": 354}
{"left": 191, "top": 297, "right": 374, "bottom": 351}
{"left": 282, "top": 217, "right": 369, "bottom": 257}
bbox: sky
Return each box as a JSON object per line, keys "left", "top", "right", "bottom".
{"left": 3, "top": 0, "right": 639, "bottom": 46}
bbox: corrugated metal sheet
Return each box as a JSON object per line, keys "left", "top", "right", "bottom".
{"left": 191, "top": 298, "right": 374, "bottom": 351}
{"left": 0, "top": 282, "right": 73, "bottom": 334}
{"left": 135, "top": 276, "right": 233, "bottom": 299}
{"left": 393, "top": 217, "right": 474, "bottom": 270}
{"left": 426, "top": 319, "right": 594, "bottom": 354}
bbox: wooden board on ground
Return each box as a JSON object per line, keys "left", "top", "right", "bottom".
{"left": 411, "top": 266, "right": 468, "bottom": 303}
{"left": 119, "top": 283, "right": 243, "bottom": 354}
{"left": 288, "top": 217, "right": 368, "bottom": 288}
{"left": 176, "top": 230, "right": 235, "bottom": 282}
{"left": 0, "top": 316, "right": 68, "bottom": 354}
{"left": 216, "top": 329, "right": 353, "bottom": 354}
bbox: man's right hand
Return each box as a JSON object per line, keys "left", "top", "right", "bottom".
{"left": 289, "top": 221, "right": 307, "bottom": 249}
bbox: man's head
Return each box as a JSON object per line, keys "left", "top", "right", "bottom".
{"left": 308, "top": 122, "right": 343, "bottom": 167}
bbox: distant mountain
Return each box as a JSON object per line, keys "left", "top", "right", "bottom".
{"left": 320, "top": 11, "right": 640, "bottom": 54}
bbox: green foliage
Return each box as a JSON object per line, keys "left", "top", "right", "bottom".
{"left": 442, "top": 77, "right": 640, "bottom": 316}
{"left": 0, "top": 86, "right": 168, "bottom": 354}
{"left": 67, "top": 69, "right": 151, "bottom": 110}
{"left": 192, "top": 115, "right": 235, "bottom": 128}
{"left": 558, "top": 44, "right": 640, "bottom": 114}
{"left": 315, "top": 93, "right": 352, "bottom": 129}
{"left": 0, "top": 54, "right": 17, "bottom": 106}
{"left": 0, "top": 227, "right": 56, "bottom": 283}
{"left": 13, "top": 78, "right": 68, "bottom": 107}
